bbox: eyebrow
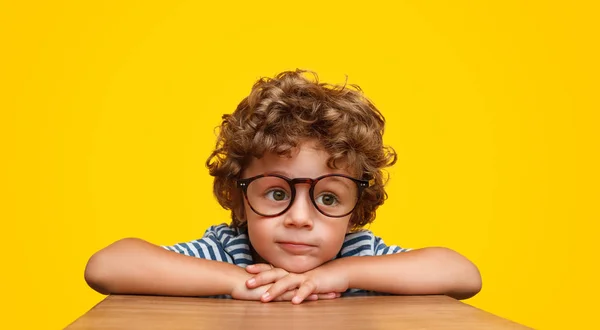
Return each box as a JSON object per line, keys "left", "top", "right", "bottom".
{"left": 264, "top": 170, "right": 293, "bottom": 177}
{"left": 323, "top": 176, "right": 354, "bottom": 190}
{"left": 263, "top": 171, "right": 354, "bottom": 189}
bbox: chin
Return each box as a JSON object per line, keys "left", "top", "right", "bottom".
{"left": 277, "top": 259, "right": 321, "bottom": 273}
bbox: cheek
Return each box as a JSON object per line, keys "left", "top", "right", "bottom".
{"left": 243, "top": 201, "right": 261, "bottom": 228}
{"left": 246, "top": 210, "right": 278, "bottom": 251}
{"left": 246, "top": 215, "right": 266, "bottom": 240}
{"left": 247, "top": 220, "right": 267, "bottom": 252}
{"left": 321, "top": 217, "right": 352, "bottom": 247}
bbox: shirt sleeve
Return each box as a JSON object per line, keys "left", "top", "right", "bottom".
{"left": 339, "top": 230, "right": 410, "bottom": 257}
{"left": 373, "top": 235, "right": 411, "bottom": 255}
{"left": 161, "top": 224, "right": 234, "bottom": 263}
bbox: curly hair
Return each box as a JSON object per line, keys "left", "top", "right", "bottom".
{"left": 205, "top": 69, "right": 397, "bottom": 231}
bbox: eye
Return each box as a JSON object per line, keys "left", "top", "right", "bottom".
{"left": 265, "top": 189, "right": 290, "bottom": 201}
{"left": 316, "top": 193, "right": 339, "bottom": 206}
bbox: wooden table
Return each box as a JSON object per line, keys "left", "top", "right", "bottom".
{"left": 66, "top": 294, "right": 530, "bottom": 329}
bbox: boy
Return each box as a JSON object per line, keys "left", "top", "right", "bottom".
{"left": 85, "top": 70, "right": 482, "bottom": 304}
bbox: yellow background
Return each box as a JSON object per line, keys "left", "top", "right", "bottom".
{"left": 1, "top": 1, "right": 598, "bottom": 329}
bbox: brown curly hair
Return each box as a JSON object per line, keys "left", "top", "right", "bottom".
{"left": 205, "top": 69, "right": 397, "bottom": 231}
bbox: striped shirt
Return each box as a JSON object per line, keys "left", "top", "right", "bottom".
{"left": 162, "top": 223, "right": 409, "bottom": 266}
{"left": 162, "top": 223, "right": 410, "bottom": 296}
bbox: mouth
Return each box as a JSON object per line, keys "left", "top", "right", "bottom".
{"left": 276, "top": 242, "right": 316, "bottom": 254}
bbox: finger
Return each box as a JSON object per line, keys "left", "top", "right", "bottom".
{"left": 291, "top": 281, "right": 317, "bottom": 304}
{"left": 271, "top": 290, "right": 324, "bottom": 302}
{"left": 262, "top": 275, "right": 301, "bottom": 302}
{"left": 270, "top": 290, "right": 318, "bottom": 302}
{"left": 245, "top": 263, "right": 273, "bottom": 274}
{"left": 306, "top": 294, "right": 319, "bottom": 301}
{"left": 272, "top": 289, "right": 296, "bottom": 302}
{"left": 246, "top": 268, "right": 288, "bottom": 288}
{"left": 316, "top": 292, "right": 339, "bottom": 300}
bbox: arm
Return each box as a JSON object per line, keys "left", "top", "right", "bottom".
{"left": 253, "top": 247, "right": 481, "bottom": 303}
{"left": 336, "top": 247, "right": 482, "bottom": 300}
{"left": 84, "top": 238, "right": 249, "bottom": 296}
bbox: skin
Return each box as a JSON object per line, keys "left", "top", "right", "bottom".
{"left": 242, "top": 140, "right": 355, "bottom": 275}
{"left": 241, "top": 140, "right": 482, "bottom": 304}
{"left": 84, "top": 139, "right": 482, "bottom": 303}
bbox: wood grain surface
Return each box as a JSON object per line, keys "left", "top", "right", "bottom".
{"left": 66, "top": 294, "right": 531, "bottom": 330}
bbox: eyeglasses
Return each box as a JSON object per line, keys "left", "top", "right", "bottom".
{"left": 236, "top": 174, "right": 373, "bottom": 218}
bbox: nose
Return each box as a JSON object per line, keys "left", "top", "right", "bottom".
{"left": 283, "top": 187, "right": 314, "bottom": 229}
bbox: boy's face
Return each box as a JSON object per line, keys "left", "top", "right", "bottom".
{"left": 242, "top": 139, "right": 353, "bottom": 273}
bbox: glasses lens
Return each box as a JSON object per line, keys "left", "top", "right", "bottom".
{"left": 246, "top": 176, "right": 292, "bottom": 216}
{"left": 313, "top": 176, "right": 359, "bottom": 216}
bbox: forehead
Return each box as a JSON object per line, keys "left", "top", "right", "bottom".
{"left": 243, "top": 140, "right": 351, "bottom": 179}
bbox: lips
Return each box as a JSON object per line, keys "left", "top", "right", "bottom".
{"left": 276, "top": 241, "right": 316, "bottom": 254}
{"left": 278, "top": 241, "right": 315, "bottom": 246}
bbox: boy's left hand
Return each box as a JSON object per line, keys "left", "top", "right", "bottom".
{"left": 246, "top": 263, "right": 348, "bottom": 304}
